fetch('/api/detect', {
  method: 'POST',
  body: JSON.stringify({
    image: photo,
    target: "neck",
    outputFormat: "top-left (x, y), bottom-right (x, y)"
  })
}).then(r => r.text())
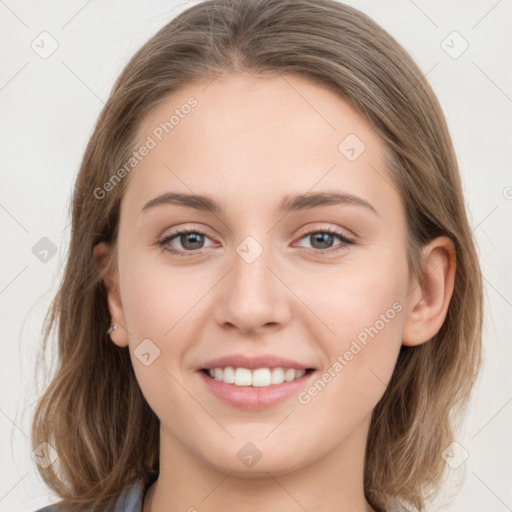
top-left (144, 415), bottom-right (375, 512)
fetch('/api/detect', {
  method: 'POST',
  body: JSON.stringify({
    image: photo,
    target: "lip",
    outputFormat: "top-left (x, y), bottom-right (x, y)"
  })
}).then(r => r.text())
top-left (198, 369), bottom-right (317, 410)
top-left (199, 353), bottom-right (314, 371)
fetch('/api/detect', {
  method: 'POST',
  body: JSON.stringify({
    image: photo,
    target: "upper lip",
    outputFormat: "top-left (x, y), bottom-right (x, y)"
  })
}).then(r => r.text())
top-left (199, 354), bottom-right (315, 371)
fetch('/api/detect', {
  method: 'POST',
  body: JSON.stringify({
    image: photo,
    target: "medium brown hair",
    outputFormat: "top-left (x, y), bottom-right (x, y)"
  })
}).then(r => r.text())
top-left (31, 1), bottom-right (483, 510)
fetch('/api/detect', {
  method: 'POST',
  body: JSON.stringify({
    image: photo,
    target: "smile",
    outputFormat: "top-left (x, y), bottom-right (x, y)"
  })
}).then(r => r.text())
top-left (202, 367), bottom-right (314, 386)
top-left (198, 367), bottom-right (317, 410)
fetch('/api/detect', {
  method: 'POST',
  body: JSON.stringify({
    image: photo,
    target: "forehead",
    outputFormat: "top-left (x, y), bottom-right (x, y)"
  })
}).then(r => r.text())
top-left (123, 71), bottom-right (402, 222)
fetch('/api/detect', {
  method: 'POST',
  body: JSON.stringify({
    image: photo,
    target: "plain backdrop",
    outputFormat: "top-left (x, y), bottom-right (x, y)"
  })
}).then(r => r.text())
top-left (1, 1), bottom-right (511, 511)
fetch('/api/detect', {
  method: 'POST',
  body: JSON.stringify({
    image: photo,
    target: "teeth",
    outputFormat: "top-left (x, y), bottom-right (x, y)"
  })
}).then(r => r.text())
top-left (206, 367), bottom-right (307, 387)
top-left (271, 367), bottom-right (284, 384)
top-left (222, 366), bottom-right (235, 384)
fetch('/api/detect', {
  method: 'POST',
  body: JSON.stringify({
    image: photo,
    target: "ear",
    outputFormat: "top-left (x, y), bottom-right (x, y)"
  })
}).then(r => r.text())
top-left (402, 236), bottom-right (456, 347)
top-left (93, 242), bottom-right (129, 348)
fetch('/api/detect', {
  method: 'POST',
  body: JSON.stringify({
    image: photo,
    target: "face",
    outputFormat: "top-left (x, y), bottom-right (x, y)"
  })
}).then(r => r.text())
top-left (107, 72), bottom-right (414, 476)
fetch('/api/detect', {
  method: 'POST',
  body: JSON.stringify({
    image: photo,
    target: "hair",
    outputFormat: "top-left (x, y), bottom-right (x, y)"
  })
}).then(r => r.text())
top-left (31, 0), bottom-right (483, 510)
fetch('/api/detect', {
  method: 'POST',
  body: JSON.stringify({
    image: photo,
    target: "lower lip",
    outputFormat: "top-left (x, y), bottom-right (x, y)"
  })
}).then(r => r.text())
top-left (198, 370), bottom-right (316, 410)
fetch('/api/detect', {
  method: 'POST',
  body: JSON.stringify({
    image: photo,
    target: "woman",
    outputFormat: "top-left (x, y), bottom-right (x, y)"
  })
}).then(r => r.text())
top-left (32, 0), bottom-right (482, 511)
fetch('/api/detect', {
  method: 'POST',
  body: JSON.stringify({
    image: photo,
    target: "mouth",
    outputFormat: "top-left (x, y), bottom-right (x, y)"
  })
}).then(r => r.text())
top-left (197, 354), bottom-right (318, 409)
top-left (198, 366), bottom-right (317, 410)
top-left (200, 367), bottom-right (316, 387)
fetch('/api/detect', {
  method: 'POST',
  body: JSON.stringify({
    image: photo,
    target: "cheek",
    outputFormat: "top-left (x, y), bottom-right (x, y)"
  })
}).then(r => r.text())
top-left (119, 248), bottom-right (202, 340)
top-left (295, 249), bottom-right (409, 406)
top-left (119, 263), bottom-right (199, 424)
top-left (300, 250), bottom-right (408, 347)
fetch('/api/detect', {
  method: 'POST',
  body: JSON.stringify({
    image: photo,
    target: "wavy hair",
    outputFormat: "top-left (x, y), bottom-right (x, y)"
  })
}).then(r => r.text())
top-left (31, 1), bottom-right (483, 510)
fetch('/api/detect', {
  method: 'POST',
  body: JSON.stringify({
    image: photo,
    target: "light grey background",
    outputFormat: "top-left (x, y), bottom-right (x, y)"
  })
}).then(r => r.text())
top-left (1, 1), bottom-right (511, 510)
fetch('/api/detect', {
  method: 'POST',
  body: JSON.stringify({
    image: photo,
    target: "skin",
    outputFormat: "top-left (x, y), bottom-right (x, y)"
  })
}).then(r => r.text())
top-left (95, 71), bottom-right (455, 512)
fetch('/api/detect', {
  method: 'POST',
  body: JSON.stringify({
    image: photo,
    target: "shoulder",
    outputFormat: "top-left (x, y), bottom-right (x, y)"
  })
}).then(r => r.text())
top-left (32, 479), bottom-right (146, 512)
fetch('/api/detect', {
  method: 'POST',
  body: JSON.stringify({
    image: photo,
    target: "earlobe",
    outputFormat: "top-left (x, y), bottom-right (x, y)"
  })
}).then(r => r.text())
top-left (93, 242), bottom-right (129, 348)
top-left (402, 236), bottom-right (456, 347)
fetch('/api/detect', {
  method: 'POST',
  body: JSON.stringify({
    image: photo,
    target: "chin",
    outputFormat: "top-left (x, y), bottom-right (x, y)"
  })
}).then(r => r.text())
top-left (199, 442), bottom-right (311, 478)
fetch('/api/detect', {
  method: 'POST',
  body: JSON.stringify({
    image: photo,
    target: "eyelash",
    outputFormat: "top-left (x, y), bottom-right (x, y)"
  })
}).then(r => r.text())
top-left (157, 227), bottom-right (355, 257)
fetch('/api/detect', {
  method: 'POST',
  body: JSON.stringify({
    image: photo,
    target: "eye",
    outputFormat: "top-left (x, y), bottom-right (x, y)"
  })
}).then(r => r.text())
top-left (158, 226), bottom-right (355, 257)
top-left (296, 227), bottom-right (354, 254)
top-left (158, 228), bottom-right (215, 257)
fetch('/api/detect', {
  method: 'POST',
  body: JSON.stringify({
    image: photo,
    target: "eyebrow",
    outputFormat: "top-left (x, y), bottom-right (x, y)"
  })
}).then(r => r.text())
top-left (141, 191), bottom-right (378, 216)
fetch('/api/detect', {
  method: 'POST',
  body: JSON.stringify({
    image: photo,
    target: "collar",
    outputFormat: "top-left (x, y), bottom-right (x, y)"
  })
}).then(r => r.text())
top-left (112, 479), bottom-right (146, 512)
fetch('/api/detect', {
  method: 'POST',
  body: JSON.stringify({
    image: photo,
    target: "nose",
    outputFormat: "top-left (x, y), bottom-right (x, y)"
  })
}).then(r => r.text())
top-left (213, 239), bottom-right (291, 335)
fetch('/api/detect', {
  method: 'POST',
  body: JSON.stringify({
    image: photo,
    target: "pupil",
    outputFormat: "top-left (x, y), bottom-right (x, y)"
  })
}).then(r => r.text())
top-left (182, 233), bottom-right (203, 250)
top-left (312, 232), bottom-right (333, 249)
